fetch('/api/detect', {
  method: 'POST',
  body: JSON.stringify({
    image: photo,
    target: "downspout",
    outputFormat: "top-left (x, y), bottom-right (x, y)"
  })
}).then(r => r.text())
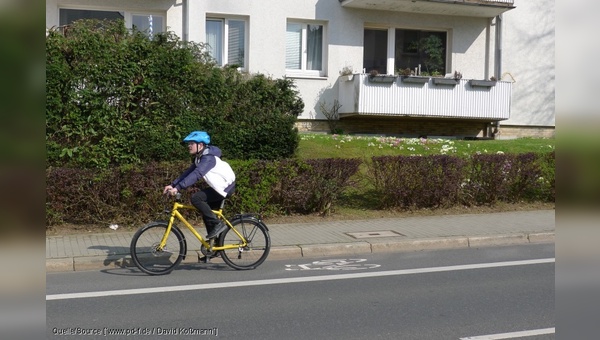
top-left (183, 0), bottom-right (189, 42)
top-left (484, 18), bottom-right (491, 80)
top-left (491, 14), bottom-right (503, 138)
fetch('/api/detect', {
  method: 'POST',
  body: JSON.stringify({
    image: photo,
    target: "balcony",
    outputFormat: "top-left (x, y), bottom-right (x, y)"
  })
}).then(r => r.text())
top-left (337, 74), bottom-right (511, 121)
top-left (339, 0), bottom-right (515, 18)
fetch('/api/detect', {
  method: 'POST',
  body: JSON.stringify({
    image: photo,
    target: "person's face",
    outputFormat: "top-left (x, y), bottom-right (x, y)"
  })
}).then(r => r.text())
top-left (187, 142), bottom-right (204, 155)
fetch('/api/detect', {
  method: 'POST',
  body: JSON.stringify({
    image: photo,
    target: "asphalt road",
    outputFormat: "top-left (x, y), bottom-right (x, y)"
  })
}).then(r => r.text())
top-left (47, 243), bottom-right (555, 339)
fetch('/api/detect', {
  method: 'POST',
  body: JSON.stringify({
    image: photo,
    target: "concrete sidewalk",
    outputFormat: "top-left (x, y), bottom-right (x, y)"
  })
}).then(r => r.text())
top-left (46, 210), bottom-right (555, 273)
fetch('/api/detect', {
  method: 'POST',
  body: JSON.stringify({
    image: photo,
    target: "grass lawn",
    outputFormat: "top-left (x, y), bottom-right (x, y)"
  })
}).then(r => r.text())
top-left (288, 134), bottom-right (555, 222)
top-left (297, 134), bottom-right (555, 160)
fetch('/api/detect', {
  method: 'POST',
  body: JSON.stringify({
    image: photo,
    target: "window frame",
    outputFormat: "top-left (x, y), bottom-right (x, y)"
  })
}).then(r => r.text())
top-left (285, 20), bottom-right (327, 78)
top-left (58, 7), bottom-right (165, 35)
top-left (205, 16), bottom-right (249, 70)
top-left (363, 26), bottom-right (448, 76)
top-left (130, 12), bottom-right (165, 37)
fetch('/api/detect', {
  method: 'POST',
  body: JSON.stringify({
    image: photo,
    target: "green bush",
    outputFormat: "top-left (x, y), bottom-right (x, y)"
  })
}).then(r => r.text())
top-left (46, 19), bottom-right (302, 168)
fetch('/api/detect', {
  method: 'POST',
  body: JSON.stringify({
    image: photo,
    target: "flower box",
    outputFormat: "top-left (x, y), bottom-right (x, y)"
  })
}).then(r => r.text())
top-left (469, 79), bottom-right (497, 88)
top-left (432, 78), bottom-right (459, 86)
top-left (401, 76), bottom-right (430, 84)
top-left (368, 75), bottom-right (398, 83)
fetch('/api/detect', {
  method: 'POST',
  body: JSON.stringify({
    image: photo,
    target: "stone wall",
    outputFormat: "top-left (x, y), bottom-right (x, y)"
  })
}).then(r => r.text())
top-left (496, 125), bottom-right (556, 139)
top-left (297, 117), bottom-right (488, 138)
top-left (296, 118), bottom-right (555, 139)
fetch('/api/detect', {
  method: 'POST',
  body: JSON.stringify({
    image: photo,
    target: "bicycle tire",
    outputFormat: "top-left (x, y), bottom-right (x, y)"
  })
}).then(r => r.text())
top-left (130, 222), bottom-right (186, 275)
top-left (219, 217), bottom-right (270, 270)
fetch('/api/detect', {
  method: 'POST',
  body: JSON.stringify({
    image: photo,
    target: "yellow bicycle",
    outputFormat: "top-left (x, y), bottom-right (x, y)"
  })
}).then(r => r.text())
top-left (130, 193), bottom-right (270, 275)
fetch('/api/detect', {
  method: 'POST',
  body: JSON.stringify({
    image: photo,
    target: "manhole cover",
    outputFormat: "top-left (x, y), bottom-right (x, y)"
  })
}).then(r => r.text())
top-left (346, 230), bottom-right (405, 239)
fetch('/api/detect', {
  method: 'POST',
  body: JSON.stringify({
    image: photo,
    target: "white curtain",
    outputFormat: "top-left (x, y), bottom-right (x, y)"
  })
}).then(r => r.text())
top-left (132, 15), bottom-right (164, 36)
top-left (307, 25), bottom-right (322, 71)
top-left (206, 20), bottom-right (223, 65)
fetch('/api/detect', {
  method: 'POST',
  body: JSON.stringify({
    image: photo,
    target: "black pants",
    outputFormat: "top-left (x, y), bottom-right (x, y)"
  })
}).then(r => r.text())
top-left (190, 187), bottom-right (228, 233)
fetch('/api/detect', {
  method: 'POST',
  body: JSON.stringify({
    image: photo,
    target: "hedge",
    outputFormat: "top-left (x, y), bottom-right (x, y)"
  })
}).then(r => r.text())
top-left (46, 152), bottom-right (554, 228)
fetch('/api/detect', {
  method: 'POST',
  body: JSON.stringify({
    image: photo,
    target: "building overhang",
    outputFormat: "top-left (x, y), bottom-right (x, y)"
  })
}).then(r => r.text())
top-left (339, 0), bottom-right (515, 18)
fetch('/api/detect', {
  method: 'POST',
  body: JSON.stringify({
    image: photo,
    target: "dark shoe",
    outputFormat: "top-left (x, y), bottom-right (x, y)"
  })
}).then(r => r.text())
top-left (200, 252), bottom-right (220, 263)
top-left (206, 222), bottom-right (227, 239)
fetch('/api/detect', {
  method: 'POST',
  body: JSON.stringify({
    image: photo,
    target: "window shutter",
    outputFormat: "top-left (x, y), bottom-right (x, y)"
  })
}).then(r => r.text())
top-left (286, 23), bottom-right (301, 69)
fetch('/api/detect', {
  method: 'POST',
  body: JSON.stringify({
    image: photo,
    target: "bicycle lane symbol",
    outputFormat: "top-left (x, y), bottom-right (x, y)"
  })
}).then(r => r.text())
top-left (285, 259), bottom-right (380, 271)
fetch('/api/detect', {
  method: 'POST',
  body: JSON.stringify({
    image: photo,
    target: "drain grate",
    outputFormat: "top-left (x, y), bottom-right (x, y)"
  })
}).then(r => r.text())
top-left (346, 230), bottom-right (405, 239)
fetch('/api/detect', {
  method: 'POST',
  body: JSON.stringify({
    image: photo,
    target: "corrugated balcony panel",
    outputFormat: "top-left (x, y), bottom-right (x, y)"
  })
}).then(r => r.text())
top-left (338, 75), bottom-right (511, 120)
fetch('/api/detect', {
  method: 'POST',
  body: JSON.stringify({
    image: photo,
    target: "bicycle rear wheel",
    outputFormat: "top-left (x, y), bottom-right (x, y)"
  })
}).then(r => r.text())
top-left (130, 222), bottom-right (185, 275)
top-left (219, 218), bottom-right (270, 270)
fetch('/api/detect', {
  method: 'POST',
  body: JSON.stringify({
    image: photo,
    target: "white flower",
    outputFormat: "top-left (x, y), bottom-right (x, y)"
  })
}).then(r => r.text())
top-left (109, 224), bottom-right (119, 230)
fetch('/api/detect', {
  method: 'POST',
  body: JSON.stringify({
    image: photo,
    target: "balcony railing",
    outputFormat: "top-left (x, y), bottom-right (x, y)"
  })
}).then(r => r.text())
top-left (337, 74), bottom-right (511, 121)
top-left (339, 0), bottom-right (515, 18)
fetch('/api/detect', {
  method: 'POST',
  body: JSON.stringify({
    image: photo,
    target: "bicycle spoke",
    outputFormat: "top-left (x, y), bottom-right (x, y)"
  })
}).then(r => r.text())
top-left (130, 222), bottom-right (185, 275)
top-left (219, 218), bottom-right (270, 270)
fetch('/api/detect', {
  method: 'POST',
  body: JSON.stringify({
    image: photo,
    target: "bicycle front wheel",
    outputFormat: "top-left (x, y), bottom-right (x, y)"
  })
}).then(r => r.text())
top-left (130, 222), bottom-right (185, 275)
top-left (219, 218), bottom-right (270, 270)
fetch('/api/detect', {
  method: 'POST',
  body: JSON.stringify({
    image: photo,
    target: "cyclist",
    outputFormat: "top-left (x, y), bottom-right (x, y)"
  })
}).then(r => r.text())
top-left (163, 131), bottom-right (236, 240)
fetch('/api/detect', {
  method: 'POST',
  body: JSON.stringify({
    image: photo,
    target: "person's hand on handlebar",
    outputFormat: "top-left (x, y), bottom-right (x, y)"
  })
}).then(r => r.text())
top-left (163, 185), bottom-right (178, 196)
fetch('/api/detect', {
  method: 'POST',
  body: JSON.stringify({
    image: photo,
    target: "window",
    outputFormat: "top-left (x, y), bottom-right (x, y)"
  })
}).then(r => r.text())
top-left (206, 18), bottom-right (247, 69)
top-left (395, 29), bottom-right (446, 76)
top-left (59, 9), bottom-right (124, 26)
top-left (59, 9), bottom-right (165, 36)
top-left (132, 15), bottom-right (164, 37)
top-left (363, 29), bottom-right (388, 75)
top-left (286, 22), bottom-right (325, 77)
top-left (363, 28), bottom-right (447, 76)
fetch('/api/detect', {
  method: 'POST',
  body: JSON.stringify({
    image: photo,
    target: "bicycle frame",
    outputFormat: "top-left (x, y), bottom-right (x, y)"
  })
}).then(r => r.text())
top-left (159, 201), bottom-right (248, 252)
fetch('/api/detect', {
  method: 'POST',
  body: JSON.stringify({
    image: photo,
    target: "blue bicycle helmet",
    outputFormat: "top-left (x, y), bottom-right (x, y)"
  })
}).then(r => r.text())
top-left (183, 131), bottom-right (210, 144)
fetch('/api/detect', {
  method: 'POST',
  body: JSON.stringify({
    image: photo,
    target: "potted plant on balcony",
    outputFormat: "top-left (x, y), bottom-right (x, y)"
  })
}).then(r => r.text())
top-left (368, 69), bottom-right (398, 83)
top-left (432, 70), bottom-right (462, 86)
top-left (339, 66), bottom-right (354, 81)
top-left (398, 67), bottom-right (429, 84)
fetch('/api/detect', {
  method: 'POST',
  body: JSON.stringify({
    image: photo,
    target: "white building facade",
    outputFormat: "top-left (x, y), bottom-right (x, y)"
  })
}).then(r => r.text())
top-left (46, 0), bottom-right (554, 139)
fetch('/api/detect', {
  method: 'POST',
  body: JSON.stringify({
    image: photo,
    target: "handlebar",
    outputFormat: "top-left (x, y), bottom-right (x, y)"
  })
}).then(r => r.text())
top-left (163, 191), bottom-right (183, 202)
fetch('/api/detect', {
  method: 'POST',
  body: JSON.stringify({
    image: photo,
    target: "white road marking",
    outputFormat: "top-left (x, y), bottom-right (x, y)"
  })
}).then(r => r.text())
top-left (285, 258), bottom-right (381, 270)
top-left (47, 258), bottom-right (554, 301)
top-left (460, 327), bottom-right (555, 339)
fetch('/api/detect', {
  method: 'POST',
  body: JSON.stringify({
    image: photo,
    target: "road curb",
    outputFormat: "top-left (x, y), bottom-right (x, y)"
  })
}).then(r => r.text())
top-left (46, 258), bottom-right (73, 272)
top-left (299, 242), bottom-right (372, 258)
top-left (370, 236), bottom-right (469, 253)
top-left (528, 232), bottom-right (554, 243)
top-left (46, 232), bottom-right (554, 273)
top-left (468, 233), bottom-right (529, 247)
